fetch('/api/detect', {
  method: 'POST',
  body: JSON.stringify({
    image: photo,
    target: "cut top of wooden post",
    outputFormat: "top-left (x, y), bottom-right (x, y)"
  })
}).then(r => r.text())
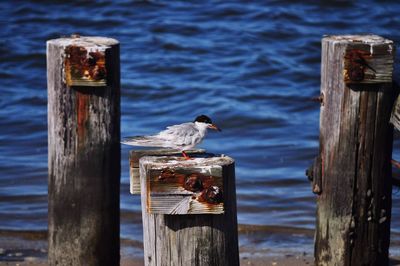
top-left (323, 35), bottom-right (394, 85)
top-left (324, 34), bottom-right (393, 45)
top-left (129, 149), bottom-right (206, 168)
top-left (47, 36), bottom-right (119, 87)
top-left (140, 155), bottom-right (234, 215)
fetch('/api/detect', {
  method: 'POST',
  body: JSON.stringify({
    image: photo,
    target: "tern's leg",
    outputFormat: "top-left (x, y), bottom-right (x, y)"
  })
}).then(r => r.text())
top-left (182, 151), bottom-right (191, 160)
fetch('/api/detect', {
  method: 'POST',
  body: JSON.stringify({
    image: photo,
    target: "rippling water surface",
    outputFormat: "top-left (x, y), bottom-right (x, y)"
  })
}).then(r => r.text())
top-left (1, 0), bottom-right (400, 257)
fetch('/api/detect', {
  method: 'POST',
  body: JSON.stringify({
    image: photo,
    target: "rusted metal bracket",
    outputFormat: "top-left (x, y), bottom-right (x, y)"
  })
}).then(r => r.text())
top-left (64, 44), bottom-right (107, 87)
top-left (147, 166), bottom-right (224, 214)
top-left (306, 155), bottom-right (322, 195)
top-left (344, 49), bottom-right (375, 82)
top-left (343, 43), bottom-right (394, 85)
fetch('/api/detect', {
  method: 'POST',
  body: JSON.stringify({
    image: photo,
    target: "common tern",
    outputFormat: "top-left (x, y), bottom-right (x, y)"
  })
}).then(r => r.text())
top-left (121, 115), bottom-right (221, 159)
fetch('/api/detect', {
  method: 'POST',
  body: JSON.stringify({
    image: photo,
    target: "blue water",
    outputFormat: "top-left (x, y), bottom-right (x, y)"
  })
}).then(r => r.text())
top-left (1, 0), bottom-right (400, 257)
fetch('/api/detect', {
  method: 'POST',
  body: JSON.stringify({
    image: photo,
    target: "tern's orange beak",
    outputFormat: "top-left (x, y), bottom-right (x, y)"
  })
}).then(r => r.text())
top-left (208, 124), bottom-right (221, 132)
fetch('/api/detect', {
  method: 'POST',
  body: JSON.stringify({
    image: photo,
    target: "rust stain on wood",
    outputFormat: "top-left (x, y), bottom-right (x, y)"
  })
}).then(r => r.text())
top-left (344, 49), bottom-right (375, 82)
top-left (65, 45), bottom-right (107, 87)
top-left (184, 173), bottom-right (204, 192)
top-left (76, 92), bottom-right (89, 146)
top-left (198, 186), bottom-right (223, 204)
top-left (151, 168), bottom-right (222, 199)
top-left (158, 168), bottom-right (177, 181)
top-left (147, 167), bottom-right (224, 214)
top-left (343, 44), bottom-right (394, 85)
top-left (129, 149), bottom-right (207, 195)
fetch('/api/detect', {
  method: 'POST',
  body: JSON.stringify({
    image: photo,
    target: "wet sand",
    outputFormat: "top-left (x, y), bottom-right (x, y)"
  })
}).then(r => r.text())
top-left (0, 258), bottom-right (314, 266)
top-left (0, 228), bottom-right (314, 266)
top-left (0, 240), bottom-right (313, 266)
top-left (1, 229), bottom-right (399, 266)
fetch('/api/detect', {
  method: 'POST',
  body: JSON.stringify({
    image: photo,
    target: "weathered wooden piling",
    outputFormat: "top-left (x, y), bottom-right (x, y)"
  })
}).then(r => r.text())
top-left (139, 155), bottom-right (239, 266)
top-left (309, 35), bottom-right (395, 265)
top-left (47, 36), bottom-right (120, 265)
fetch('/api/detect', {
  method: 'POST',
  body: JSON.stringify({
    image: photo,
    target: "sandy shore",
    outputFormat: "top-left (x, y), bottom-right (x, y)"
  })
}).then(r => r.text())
top-left (0, 229), bottom-right (314, 266)
top-left (0, 252), bottom-right (314, 266)
top-left (2, 257), bottom-right (400, 266)
top-left (0, 225), bottom-right (315, 265)
top-left (1, 245), bottom-right (400, 266)
top-left (1, 229), bottom-right (399, 266)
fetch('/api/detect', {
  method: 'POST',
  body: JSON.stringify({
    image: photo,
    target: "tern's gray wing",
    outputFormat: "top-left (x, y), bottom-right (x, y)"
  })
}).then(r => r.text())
top-left (158, 122), bottom-right (201, 146)
top-left (121, 135), bottom-right (167, 147)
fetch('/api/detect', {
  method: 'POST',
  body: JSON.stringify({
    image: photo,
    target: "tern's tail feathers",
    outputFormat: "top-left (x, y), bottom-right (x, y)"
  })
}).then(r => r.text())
top-left (121, 136), bottom-right (166, 147)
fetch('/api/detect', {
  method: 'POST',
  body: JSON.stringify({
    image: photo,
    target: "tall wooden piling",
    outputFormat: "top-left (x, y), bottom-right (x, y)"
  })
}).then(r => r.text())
top-left (47, 36), bottom-right (120, 265)
top-left (313, 35), bottom-right (395, 265)
top-left (139, 155), bottom-right (239, 266)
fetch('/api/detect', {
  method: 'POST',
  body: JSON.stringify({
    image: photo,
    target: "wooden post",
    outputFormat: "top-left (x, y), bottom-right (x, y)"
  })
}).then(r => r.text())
top-left (139, 155), bottom-right (239, 266)
top-left (313, 35), bottom-right (395, 265)
top-left (47, 36), bottom-right (120, 265)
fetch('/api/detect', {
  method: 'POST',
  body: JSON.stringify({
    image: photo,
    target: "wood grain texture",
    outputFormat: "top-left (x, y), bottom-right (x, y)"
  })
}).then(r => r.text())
top-left (140, 155), bottom-right (239, 266)
top-left (390, 83), bottom-right (400, 131)
top-left (147, 166), bottom-right (224, 214)
top-left (47, 36), bottom-right (120, 266)
top-left (129, 149), bottom-right (206, 194)
top-left (340, 35), bottom-right (394, 84)
top-left (315, 35), bottom-right (394, 265)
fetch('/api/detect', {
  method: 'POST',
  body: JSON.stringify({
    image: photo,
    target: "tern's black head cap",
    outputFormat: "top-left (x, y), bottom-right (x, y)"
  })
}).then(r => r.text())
top-left (194, 115), bottom-right (212, 124)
